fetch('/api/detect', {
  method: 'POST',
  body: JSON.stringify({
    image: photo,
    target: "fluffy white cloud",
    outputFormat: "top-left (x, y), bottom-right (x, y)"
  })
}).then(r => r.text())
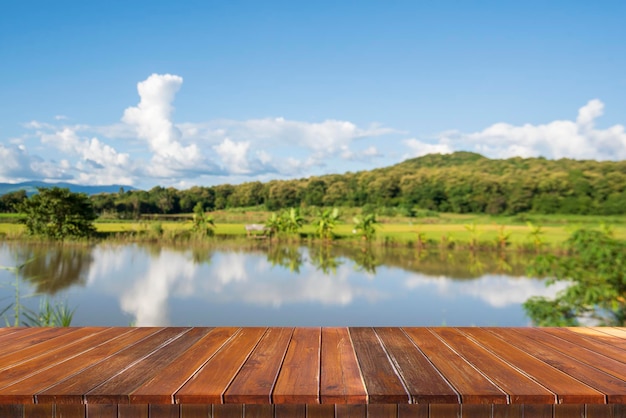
top-left (213, 138), bottom-right (253, 174)
top-left (40, 127), bottom-right (133, 184)
top-left (122, 73), bottom-right (205, 175)
top-left (438, 100), bottom-right (626, 160)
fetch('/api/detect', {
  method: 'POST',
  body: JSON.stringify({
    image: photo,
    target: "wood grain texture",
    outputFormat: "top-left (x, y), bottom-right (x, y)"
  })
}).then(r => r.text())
top-left (225, 327), bottom-right (293, 404)
top-left (85, 327), bottom-right (209, 404)
top-left (511, 328), bottom-right (626, 382)
top-left (36, 328), bottom-right (187, 404)
top-left (0, 327), bottom-right (109, 373)
top-left (131, 327), bottom-right (237, 404)
top-left (0, 328), bottom-right (120, 393)
top-left (272, 327), bottom-right (321, 404)
top-left (320, 327), bottom-right (367, 404)
top-left (455, 327), bottom-right (604, 404)
top-left (404, 328), bottom-right (508, 404)
top-left (175, 327), bottom-right (266, 404)
top-left (348, 327), bottom-right (409, 404)
top-left (0, 328), bottom-right (156, 404)
top-left (547, 328), bottom-right (626, 362)
top-left (376, 327), bottom-right (459, 404)
top-left (433, 328), bottom-right (556, 404)
top-left (486, 327), bottom-right (626, 403)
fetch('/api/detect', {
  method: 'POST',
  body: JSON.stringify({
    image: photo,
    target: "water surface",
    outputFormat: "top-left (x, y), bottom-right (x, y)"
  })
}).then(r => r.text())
top-left (0, 242), bottom-right (564, 326)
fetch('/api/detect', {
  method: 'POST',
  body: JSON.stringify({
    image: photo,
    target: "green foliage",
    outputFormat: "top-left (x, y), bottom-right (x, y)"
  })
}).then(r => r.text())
top-left (16, 187), bottom-right (97, 240)
top-left (191, 202), bottom-right (215, 237)
top-left (23, 298), bottom-right (75, 327)
top-left (524, 229), bottom-right (626, 326)
top-left (264, 208), bottom-right (303, 238)
top-left (314, 208), bottom-right (340, 240)
top-left (353, 213), bottom-right (379, 241)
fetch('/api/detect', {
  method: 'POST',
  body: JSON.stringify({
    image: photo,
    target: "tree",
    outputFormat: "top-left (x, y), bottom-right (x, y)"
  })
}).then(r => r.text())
top-left (15, 187), bottom-right (97, 240)
top-left (524, 229), bottom-right (626, 326)
top-left (353, 213), bottom-right (379, 241)
top-left (314, 207), bottom-right (340, 240)
top-left (191, 202), bottom-right (215, 237)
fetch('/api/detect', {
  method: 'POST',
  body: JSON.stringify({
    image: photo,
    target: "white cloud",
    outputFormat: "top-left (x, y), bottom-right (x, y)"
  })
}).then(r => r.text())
top-left (403, 138), bottom-right (453, 158)
top-left (405, 274), bottom-right (569, 308)
top-left (40, 127), bottom-right (133, 184)
top-left (122, 73), bottom-right (205, 174)
top-left (213, 138), bottom-right (252, 174)
top-left (437, 100), bottom-right (626, 160)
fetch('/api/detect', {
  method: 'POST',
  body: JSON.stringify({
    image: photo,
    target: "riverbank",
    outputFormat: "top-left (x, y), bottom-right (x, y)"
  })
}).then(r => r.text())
top-left (2, 212), bottom-right (625, 251)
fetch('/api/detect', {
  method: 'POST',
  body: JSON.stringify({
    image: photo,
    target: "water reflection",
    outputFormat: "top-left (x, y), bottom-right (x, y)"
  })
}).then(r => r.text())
top-left (0, 242), bottom-right (558, 326)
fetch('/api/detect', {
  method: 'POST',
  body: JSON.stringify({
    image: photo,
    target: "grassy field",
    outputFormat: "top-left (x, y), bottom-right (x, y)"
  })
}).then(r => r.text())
top-left (2, 211), bottom-right (624, 249)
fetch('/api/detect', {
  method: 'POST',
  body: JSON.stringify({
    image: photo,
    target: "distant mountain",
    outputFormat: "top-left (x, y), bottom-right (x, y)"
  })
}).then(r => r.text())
top-left (0, 181), bottom-right (138, 196)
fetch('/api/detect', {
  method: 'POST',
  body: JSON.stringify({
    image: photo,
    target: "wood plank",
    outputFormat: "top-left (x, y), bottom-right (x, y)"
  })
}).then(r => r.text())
top-left (523, 404), bottom-right (553, 418)
top-left (86, 404), bottom-right (116, 418)
top-left (486, 327), bottom-right (626, 403)
top-left (0, 327), bottom-right (63, 356)
top-left (175, 327), bottom-right (266, 404)
top-left (118, 404), bottom-right (148, 418)
top-left (23, 404), bottom-right (54, 418)
top-left (550, 328), bottom-right (626, 360)
top-left (376, 327), bottom-right (459, 404)
top-left (397, 404), bottom-right (429, 418)
top-left (213, 404), bottom-right (243, 418)
top-left (224, 327), bottom-right (293, 404)
top-left (432, 328), bottom-right (555, 404)
top-left (85, 327), bottom-right (210, 404)
top-left (554, 404), bottom-right (585, 418)
top-left (307, 404), bottom-right (335, 418)
top-left (462, 404), bottom-right (494, 417)
top-left (320, 327), bottom-right (367, 404)
top-left (0, 328), bottom-right (120, 393)
top-left (272, 327), bottom-right (321, 404)
top-left (403, 328), bottom-right (508, 404)
top-left (0, 327), bottom-right (108, 371)
top-left (36, 328), bottom-right (186, 404)
top-left (0, 404), bottom-right (23, 418)
top-left (366, 404), bottom-right (397, 418)
top-left (348, 327), bottom-right (409, 404)
top-left (429, 404), bottom-right (461, 418)
top-left (460, 328), bottom-right (605, 404)
top-left (0, 328), bottom-right (157, 403)
top-left (493, 404), bottom-right (522, 418)
top-left (274, 404), bottom-right (305, 418)
top-left (56, 404), bottom-right (86, 418)
top-left (586, 404), bottom-right (620, 418)
top-left (131, 327), bottom-right (238, 404)
top-left (244, 404), bottom-right (274, 418)
top-left (335, 404), bottom-right (366, 418)
top-left (511, 328), bottom-right (626, 382)
top-left (180, 404), bottom-right (211, 418)
top-left (591, 327), bottom-right (626, 341)
top-left (149, 404), bottom-right (181, 418)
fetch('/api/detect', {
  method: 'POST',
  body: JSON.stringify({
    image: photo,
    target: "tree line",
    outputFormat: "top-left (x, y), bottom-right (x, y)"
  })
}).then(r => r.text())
top-left (3, 152), bottom-right (626, 217)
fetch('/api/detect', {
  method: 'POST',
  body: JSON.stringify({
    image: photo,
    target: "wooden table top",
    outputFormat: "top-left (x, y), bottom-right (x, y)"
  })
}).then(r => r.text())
top-left (0, 327), bottom-right (624, 417)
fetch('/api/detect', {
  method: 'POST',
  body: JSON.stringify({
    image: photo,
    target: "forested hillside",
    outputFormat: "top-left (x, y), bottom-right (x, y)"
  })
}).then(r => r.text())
top-left (3, 152), bottom-right (626, 216)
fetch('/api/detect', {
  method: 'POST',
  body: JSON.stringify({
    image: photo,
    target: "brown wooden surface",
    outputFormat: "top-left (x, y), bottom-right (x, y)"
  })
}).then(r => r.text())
top-left (320, 327), bottom-right (367, 404)
top-left (175, 327), bottom-right (266, 404)
top-left (350, 327), bottom-right (410, 404)
top-left (272, 327), bottom-right (321, 404)
top-left (0, 326), bottom-right (623, 412)
top-left (225, 327), bottom-right (293, 404)
top-left (131, 327), bottom-right (236, 404)
top-left (404, 328), bottom-right (508, 404)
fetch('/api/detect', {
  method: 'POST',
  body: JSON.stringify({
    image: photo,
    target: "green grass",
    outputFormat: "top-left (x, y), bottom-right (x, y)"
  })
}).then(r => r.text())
top-left (3, 211), bottom-right (625, 249)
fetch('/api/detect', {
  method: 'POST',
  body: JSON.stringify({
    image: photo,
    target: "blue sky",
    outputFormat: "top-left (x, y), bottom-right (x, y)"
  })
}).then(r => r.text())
top-left (1, 0), bottom-right (625, 189)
